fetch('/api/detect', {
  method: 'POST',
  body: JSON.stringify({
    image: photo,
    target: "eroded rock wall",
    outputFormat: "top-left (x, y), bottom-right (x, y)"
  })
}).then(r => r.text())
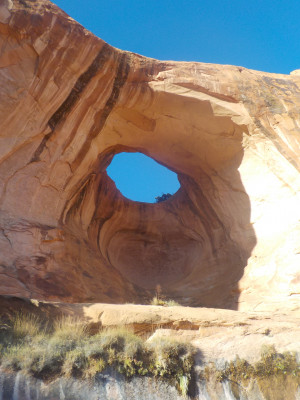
top-left (0, 0), bottom-right (300, 310)
top-left (1, 370), bottom-right (299, 400)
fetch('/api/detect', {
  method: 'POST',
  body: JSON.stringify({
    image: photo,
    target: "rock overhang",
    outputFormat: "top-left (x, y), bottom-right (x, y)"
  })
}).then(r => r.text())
top-left (0, 0), bottom-right (299, 311)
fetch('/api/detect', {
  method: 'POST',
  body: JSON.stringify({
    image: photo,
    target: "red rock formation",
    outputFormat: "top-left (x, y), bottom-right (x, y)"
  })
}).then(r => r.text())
top-left (0, 0), bottom-right (299, 310)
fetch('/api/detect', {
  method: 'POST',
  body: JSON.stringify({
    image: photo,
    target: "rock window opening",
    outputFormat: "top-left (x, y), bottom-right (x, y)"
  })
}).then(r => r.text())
top-left (106, 152), bottom-right (180, 203)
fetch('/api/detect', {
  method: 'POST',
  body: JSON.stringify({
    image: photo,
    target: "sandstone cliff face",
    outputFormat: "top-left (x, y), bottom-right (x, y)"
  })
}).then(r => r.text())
top-left (0, 0), bottom-right (299, 310)
top-left (2, 370), bottom-right (299, 400)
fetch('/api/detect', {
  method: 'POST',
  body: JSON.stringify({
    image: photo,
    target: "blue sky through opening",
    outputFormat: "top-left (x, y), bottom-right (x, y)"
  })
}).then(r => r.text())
top-left (107, 153), bottom-right (180, 203)
top-left (52, 0), bottom-right (299, 202)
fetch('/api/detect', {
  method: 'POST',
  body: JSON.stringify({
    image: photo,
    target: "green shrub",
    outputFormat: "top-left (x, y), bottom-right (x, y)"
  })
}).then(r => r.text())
top-left (62, 348), bottom-right (88, 378)
top-left (155, 193), bottom-right (172, 203)
top-left (147, 337), bottom-right (195, 395)
top-left (84, 357), bottom-right (106, 379)
top-left (0, 313), bottom-right (195, 396)
top-left (1, 344), bottom-right (30, 371)
top-left (209, 345), bottom-right (300, 384)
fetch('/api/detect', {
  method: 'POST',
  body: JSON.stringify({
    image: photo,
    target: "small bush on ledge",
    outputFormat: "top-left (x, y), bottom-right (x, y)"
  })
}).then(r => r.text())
top-left (0, 313), bottom-right (195, 397)
top-left (150, 284), bottom-right (181, 307)
top-left (151, 296), bottom-right (181, 307)
top-left (155, 193), bottom-right (172, 203)
top-left (201, 344), bottom-right (300, 397)
top-left (212, 345), bottom-right (300, 382)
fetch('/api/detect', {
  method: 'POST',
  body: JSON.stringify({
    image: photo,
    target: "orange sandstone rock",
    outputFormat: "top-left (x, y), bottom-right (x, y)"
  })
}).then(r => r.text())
top-left (0, 0), bottom-right (299, 310)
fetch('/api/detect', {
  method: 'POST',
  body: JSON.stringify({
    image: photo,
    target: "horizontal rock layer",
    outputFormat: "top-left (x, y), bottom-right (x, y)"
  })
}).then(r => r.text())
top-left (1, 297), bottom-right (300, 400)
top-left (1, 370), bottom-right (299, 400)
top-left (0, 0), bottom-right (300, 310)
top-left (1, 296), bottom-right (299, 365)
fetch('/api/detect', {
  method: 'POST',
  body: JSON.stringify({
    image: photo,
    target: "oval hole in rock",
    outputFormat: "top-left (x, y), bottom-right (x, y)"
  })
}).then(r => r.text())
top-left (107, 152), bottom-right (180, 203)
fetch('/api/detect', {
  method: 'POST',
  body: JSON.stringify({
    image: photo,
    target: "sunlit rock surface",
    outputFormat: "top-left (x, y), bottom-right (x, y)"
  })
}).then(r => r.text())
top-left (0, 0), bottom-right (300, 310)
top-left (1, 297), bottom-right (300, 399)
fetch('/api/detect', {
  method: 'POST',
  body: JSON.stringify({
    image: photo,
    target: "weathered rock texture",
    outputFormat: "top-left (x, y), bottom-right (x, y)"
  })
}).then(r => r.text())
top-left (0, 0), bottom-right (300, 310)
top-left (1, 370), bottom-right (300, 400)
top-left (1, 297), bottom-right (300, 400)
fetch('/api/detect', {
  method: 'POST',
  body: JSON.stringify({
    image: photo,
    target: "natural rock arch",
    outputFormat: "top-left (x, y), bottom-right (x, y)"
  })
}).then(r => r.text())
top-left (0, 0), bottom-right (299, 311)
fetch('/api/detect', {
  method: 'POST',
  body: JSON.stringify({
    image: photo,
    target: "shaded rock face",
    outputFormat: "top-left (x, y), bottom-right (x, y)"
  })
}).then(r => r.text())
top-left (0, 371), bottom-right (185, 400)
top-left (1, 370), bottom-right (300, 400)
top-left (0, 0), bottom-right (299, 309)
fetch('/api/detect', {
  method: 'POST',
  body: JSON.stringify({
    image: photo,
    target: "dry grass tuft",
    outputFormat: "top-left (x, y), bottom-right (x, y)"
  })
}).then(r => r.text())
top-left (150, 297), bottom-right (181, 307)
top-left (0, 313), bottom-right (195, 396)
top-left (53, 315), bottom-right (87, 341)
top-left (11, 312), bottom-right (43, 339)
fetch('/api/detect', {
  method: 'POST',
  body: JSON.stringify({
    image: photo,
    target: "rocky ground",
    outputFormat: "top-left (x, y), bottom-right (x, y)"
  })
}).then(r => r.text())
top-left (1, 295), bottom-right (299, 367)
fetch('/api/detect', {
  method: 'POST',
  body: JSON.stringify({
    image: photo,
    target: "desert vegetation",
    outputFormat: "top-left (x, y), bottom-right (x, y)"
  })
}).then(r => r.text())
top-left (1, 313), bottom-right (299, 398)
top-left (150, 284), bottom-right (181, 307)
top-left (155, 193), bottom-right (172, 203)
top-left (0, 313), bottom-right (195, 396)
top-left (150, 296), bottom-right (181, 307)
top-left (212, 345), bottom-right (300, 382)
top-left (202, 344), bottom-right (300, 398)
